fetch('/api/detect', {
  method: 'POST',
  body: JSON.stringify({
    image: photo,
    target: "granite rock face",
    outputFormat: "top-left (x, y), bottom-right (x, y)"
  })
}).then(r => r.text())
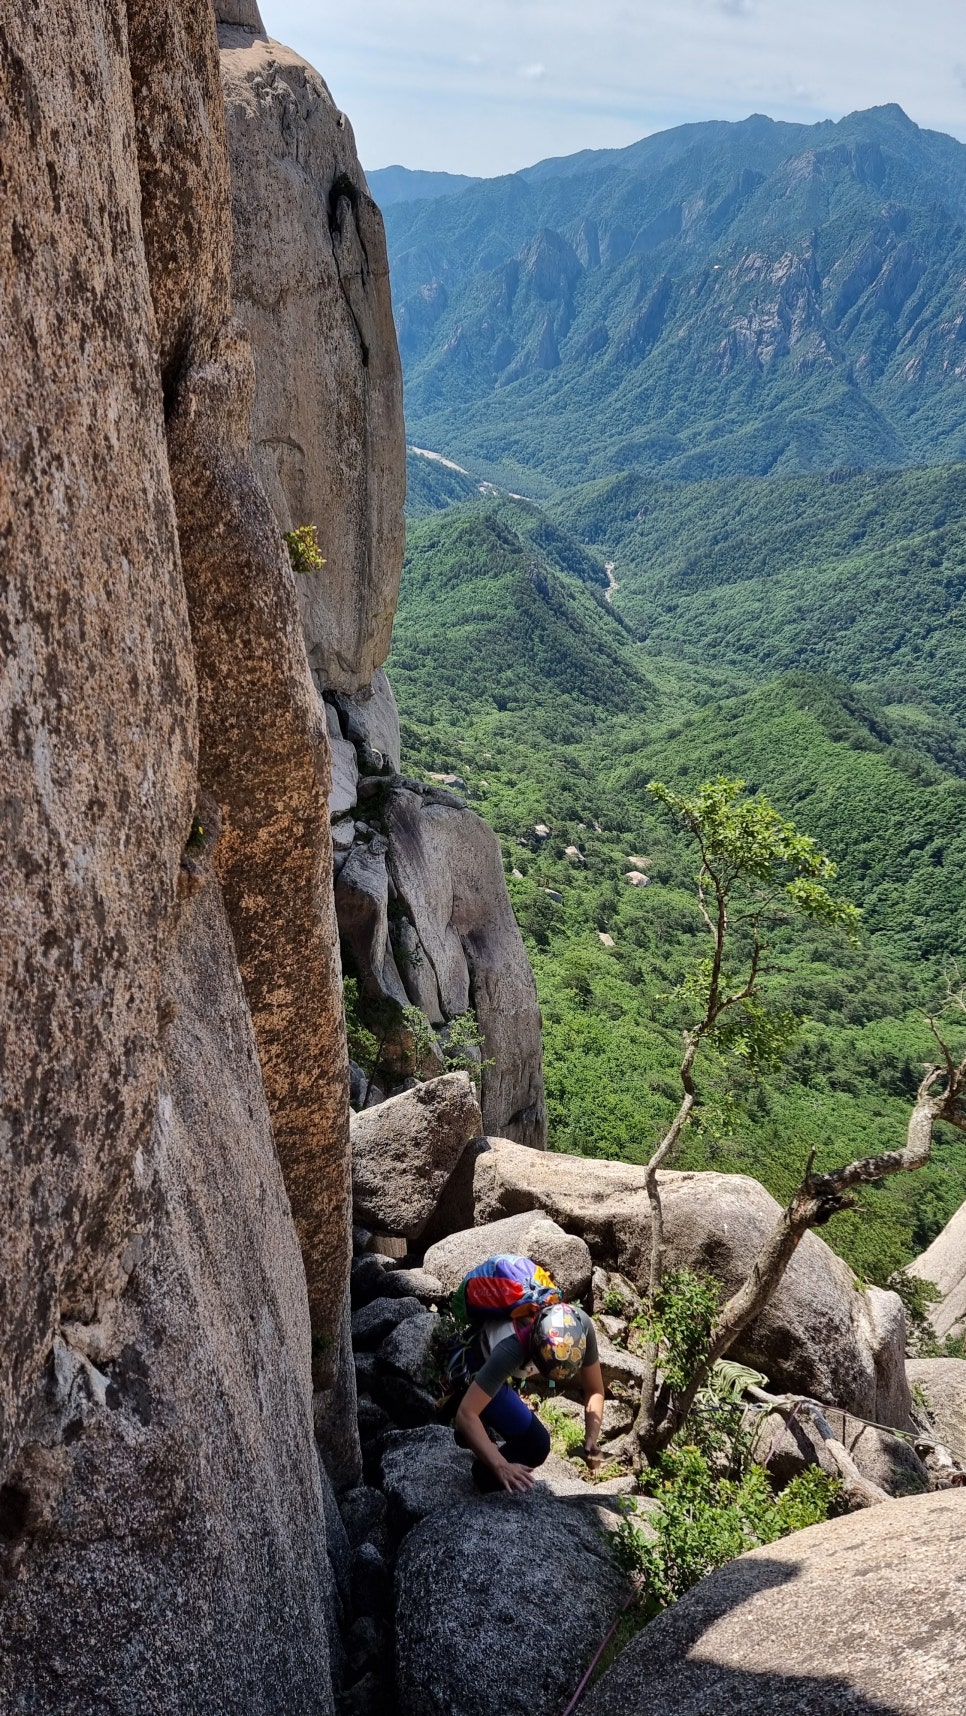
top-left (219, 29), bottom-right (406, 694)
top-left (906, 1358), bottom-right (966, 1463)
top-left (583, 1491), bottom-right (966, 1716)
top-left (351, 1073), bottom-right (484, 1241)
top-left (908, 1196), bottom-right (966, 1342)
top-left (0, 0), bottom-right (197, 1481)
top-left (471, 1140), bottom-right (911, 1425)
top-left (395, 1492), bottom-right (630, 1716)
top-left (386, 784), bottom-right (546, 1146)
top-left (424, 1213), bottom-right (593, 1301)
top-left (0, 879), bottom-right (340, 1711)
top-left (0, 0), bottom-right (379, 1703)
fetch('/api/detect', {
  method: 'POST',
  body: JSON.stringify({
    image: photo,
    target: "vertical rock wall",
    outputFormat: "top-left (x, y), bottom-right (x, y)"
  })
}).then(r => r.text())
top-left (0, 877), bottom-right (340, 1713)
top-left (0, 0), bottom-right (198, 1484)
top-left (0, 0), bottom-right (368, 1704)
top-left (216, 24), bottom-right (545, 1145)
top-left (219, 25), bottom-right (406, 694)
top-left (128, 0), bottom-right (352, 1388)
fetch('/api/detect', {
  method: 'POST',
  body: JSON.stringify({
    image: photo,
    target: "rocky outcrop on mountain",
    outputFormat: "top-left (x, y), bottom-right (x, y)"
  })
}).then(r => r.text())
top-left (219, 25), bottom-right (405, 695)
top-left (351, 1073), bottom-right (483, 1242)
top-left (216, 23), bottom-right (546, 1149)
top-left (0, 0), bottom-right (197, 1481)
top-left (583, 1490), bottom-right (966, 1716)
top-left (467, 1139), bottom-right (910, 1425)
top-left (0, 881), bottom-right (341, 1710)
top-left (1, 0), bottom-right (387, 1704)
top-left (906, 1359), bottom-right (966, 1465)
top-left (907, 1196), bottom-right (966, 1342)
top-left (424, 1214), bottom-right (593, 1300)
top-left (332, 751), bottom-right (547, 1147)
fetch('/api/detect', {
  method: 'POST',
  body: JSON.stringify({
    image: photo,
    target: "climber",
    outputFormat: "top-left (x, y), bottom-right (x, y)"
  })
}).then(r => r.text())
top-left (443, 1254), bottom-right (606, 1494)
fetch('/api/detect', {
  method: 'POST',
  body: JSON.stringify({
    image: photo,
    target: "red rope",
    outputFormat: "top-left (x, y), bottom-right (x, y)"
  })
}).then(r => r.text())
top-left (559, 1577), bottom-right (644, 1716)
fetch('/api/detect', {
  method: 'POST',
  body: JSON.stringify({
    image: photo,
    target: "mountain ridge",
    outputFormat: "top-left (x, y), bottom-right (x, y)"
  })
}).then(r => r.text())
top-left (385, 105), bottom-right (966, 487)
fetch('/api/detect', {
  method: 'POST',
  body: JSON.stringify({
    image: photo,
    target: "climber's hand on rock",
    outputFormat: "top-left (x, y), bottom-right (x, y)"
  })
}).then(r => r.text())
top-left (497, 1459), bottom-right (535, 1493)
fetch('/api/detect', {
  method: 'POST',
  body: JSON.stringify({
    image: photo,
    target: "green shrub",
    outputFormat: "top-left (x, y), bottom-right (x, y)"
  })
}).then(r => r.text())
top-left (615, 1446), bottom-right (840, 1612)
top-left (284, 524), bottom-right (326, 573)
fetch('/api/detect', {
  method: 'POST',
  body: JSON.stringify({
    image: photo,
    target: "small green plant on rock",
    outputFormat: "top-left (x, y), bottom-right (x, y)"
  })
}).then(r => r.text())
top-left (540, 1399), bottom-right (585, 1458)
top-left (440, 1008), bottom-right (492, 1088)
top-left (283, 524), bottom-right (326, 573)
top-left (614, 1446), bottom-right (840, 1614)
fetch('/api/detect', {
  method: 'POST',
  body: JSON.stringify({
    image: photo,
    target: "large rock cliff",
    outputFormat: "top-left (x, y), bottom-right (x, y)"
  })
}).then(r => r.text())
top-left (218, 20), bottom-right (405, 695)
top-left (0, 0), bottom-right (376, 1704)
top-left (217, 15), bottom-right (546, 1147)
top-left (0, 2), bottom-right (544, 1705)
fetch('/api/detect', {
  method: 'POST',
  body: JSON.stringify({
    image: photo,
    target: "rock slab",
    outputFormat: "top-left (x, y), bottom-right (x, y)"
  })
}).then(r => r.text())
top-left (424, 1214), bottom-right (593, 1303)
top-left (583, 1490), bottom-right (966, 1716)
top-left (908, 1198), bottom-right (966, 1342)
top-left (907, 1357), bottom-right (966, 1463)
top-left (473, 1140), bottom-right (911, 1426)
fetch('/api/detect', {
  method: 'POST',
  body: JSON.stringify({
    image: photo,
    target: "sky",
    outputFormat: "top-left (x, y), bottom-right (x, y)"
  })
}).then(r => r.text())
top-left (259, 1), bottom-right (966, 178)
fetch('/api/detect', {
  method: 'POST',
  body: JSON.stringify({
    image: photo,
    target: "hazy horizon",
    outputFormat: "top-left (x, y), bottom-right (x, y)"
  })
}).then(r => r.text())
top-left (259, 0), bottom-right (966, 178)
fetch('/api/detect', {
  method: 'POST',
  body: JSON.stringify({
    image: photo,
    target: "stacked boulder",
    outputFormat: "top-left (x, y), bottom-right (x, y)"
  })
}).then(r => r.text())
top-left (332, 698), bottom-right (548, 1149)
top-left (339, 1078), bottom-right (966, 1713)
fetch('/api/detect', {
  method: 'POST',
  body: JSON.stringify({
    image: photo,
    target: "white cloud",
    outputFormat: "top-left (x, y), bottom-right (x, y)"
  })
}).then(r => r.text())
top-left (259, 0), bottom-right (966, 176)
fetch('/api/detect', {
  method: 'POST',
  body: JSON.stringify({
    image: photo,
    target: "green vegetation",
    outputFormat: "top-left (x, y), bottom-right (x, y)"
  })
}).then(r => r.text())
top-left (389, 496), bottom-right (966, 1281)
top-left (614, 1449), bottom-right (840, 1612)
top-left (550, 461), bottom-right (966, 755)
top-left (283, 524), bottom-right (325, 572)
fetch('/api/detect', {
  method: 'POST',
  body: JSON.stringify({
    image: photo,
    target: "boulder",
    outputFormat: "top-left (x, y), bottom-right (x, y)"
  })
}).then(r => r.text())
top-left (352, 667), bottom-right (402, 773)
top-left (908, 1198), bottom-right (966, 1342)
top-left (350, 1253), bottom-right (410, 1311)
top-left (907, 1358), bottom-right (966, 1463)
top-left (220, 31), bottom-right (405, 695)
top-left (380, 1426), bottom-right (478, 1532)
top-left (583, 1490), bottom-right (966, 1716)
top-left (423, 1215), bottom-right (593, 1302)
top-left (386, 785), bottom-right (546, 1147)
top-left (389, 1268), bottom-right (445, 1306)
top-left (339, 1485), bottom-right (387, 1551)
top-left (419, 1135), bottom-right (494, 1247)
top-left (351, 1296), bottom-right (424, 1352)
top-left (328, 736), bottom-right (360, 816)
top-left (472, 1140), bottom-right (910, 1426)
top-left (351, 1074), bottom-right (483, 1241)
top-left (534, 1452), bottom-right (639, 1501)
top-left (334, 839), bottom-right (408, 1009)
top-left (395, 1492), bottom-right (630, 1716)
top-left (377, 1311), bottom-right (440, 1392)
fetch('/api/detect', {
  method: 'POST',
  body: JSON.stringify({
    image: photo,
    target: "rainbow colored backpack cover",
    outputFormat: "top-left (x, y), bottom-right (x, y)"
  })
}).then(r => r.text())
top-left (444, 1254), bottom-right (561, 1393)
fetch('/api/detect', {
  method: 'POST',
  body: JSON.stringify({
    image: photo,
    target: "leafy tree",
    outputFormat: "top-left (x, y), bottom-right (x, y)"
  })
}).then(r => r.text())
top-left (631, 776), bottom-right (966, 1466)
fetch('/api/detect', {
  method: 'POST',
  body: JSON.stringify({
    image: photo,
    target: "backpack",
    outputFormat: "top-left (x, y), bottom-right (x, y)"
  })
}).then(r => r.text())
top-left (442, 1255), bottom-right (562, 1397)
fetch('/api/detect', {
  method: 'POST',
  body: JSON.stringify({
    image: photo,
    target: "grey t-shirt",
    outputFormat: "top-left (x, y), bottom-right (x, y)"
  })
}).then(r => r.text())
top-left (473, 1306), bottom-right (598, 1398)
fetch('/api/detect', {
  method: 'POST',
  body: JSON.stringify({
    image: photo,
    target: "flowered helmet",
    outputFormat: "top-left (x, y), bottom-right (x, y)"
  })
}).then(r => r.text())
top-left (530, 1303), bottom-right (587, 1382)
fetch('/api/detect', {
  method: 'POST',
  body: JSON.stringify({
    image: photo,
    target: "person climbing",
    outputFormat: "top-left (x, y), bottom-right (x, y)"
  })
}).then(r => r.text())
top-left (442, 1254), bottom-right (606, 1494)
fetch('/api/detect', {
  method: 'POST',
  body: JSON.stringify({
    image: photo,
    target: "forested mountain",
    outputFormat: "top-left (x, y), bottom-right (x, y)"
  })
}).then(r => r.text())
top-left (386, 107), bottom-right (966, 1284)
top-left (390, 501), bottom-right (966, 1280)
top-left (386, 106), bottom-right (966, 488)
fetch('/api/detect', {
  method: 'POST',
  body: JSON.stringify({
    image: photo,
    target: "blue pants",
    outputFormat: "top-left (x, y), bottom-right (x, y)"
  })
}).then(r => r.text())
top-left (473, 1385), bottom-right (551, 1489)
